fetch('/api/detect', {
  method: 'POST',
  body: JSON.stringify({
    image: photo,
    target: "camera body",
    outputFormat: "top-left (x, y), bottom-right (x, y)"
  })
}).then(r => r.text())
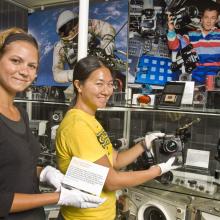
top-left (131, 133), bottom-right (184, 184)
top-left (140, 8), bottom-right (156, 36)
top-left (152, 134), bottom-right (184, 166)
top-left (170, 5), bottom-right (199, 29)
top-left (171, 44), bottom-right (199, 73)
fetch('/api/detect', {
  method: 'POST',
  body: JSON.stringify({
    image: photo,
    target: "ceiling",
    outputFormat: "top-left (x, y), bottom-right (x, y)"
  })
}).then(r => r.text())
top-left (6, 0), bottom-right (79, 10)
top-left (6, 0), bottom-right (112, 10)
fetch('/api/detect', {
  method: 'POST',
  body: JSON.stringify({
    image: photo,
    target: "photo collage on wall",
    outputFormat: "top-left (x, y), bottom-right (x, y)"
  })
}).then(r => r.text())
top-left (128, 0), bottom-right (220, 85)
top-left (28, 0), bottom-right (128, 102)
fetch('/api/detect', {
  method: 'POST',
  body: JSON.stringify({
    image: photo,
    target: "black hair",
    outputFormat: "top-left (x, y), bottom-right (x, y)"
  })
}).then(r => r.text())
top-left (72, 56), bottom-right (111, 95)
top-left (201, 4), bottom-right (220, 16)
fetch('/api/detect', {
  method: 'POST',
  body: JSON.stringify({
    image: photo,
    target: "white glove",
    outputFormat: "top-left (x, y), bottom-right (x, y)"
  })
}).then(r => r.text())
top-left (158, 157), bottom-right (180, 175)
top-left (144, 132), bottom-right (165, 150)
top-left (40, 166), bottom-right (64, 192)
top-left (100, 35), bottom-right (115, 55)
top-left (58, 186), bottom-right (106, 208)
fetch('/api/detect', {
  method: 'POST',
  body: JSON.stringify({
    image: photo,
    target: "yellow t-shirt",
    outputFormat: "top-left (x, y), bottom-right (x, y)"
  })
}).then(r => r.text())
top-left (56, 109), bottom-right (116, 220)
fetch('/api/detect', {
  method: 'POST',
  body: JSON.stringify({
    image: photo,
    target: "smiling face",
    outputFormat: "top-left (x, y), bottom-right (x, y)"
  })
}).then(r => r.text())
top-left (0, 40), bottom-right (38, 96)
top-left (74, 66), bottom-right (114, 115)
top-left (201, 10), bottom-right (219, 33)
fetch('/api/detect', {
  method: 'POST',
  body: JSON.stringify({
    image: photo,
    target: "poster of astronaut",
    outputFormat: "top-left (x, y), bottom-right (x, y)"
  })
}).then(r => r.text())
top-left (28, 0), bottom-right (128, 100)
top-left (128, 0), bottom-right (220, 87)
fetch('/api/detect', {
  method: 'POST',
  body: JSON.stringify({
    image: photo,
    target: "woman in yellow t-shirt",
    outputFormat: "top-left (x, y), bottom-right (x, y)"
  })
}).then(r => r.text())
top-left (56, 56), bottom-right (179, 220)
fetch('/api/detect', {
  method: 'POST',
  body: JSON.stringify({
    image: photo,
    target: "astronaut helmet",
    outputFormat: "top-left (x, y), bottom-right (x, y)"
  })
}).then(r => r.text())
top-left (56, 10), bottom-right (79, 41)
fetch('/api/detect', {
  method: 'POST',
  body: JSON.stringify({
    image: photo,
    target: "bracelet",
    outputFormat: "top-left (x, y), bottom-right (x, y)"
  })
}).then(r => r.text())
top-left (140, 140), bottom-right (147, 151)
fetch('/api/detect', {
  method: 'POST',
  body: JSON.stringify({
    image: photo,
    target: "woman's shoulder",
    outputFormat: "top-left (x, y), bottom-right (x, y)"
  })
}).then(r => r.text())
top-left (59, 109), bottom-right (88, 129)
top-left (59, 109), bottom-right (97, 132)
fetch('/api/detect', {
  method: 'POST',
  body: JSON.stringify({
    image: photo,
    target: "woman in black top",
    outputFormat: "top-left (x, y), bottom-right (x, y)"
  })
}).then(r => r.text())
top-left (0, 27), bottom-right (104, 220)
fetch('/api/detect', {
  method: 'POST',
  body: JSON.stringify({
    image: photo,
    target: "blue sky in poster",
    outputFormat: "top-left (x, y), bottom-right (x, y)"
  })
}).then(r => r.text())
top-left (28, 1), bottom-right (128, 86)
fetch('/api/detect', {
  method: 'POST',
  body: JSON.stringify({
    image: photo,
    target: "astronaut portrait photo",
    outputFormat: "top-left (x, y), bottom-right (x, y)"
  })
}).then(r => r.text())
top-left (28, 1), bottom-right (128, 100)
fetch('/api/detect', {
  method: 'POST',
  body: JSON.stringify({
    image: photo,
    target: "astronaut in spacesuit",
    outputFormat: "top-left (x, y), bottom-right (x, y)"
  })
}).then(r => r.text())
top-left (52, 10), bottom-right (116, 85)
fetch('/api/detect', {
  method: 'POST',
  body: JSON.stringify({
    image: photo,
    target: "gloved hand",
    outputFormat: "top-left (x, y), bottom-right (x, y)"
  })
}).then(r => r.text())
top-left (100, 35), bottom-right (115, 55)
top-left (58, 186), bottom-right (106, 208)
top-left (158, 157), bottom-right (180, 175)
top-left (143, 132), bottom-right (165, 150)
top-left (40, 166), bottom-right (64, 192)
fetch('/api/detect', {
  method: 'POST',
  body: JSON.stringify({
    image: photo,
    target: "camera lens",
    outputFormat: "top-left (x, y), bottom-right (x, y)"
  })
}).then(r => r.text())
top-left (163, 140), bottom-right (178, 153)
top-left (52, 113), bottom-right (61, 122)
top-left (187, 6), bottom-right (199, 18)
top-left (157, 171), bottom-right (173, 184)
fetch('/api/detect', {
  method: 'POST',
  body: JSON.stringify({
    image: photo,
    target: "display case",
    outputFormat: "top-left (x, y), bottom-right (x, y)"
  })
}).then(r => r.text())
top-left (112, 103), bottom-right (220, 220)
top-left (15, 91), bottom-right (220, 219)
top-left (16, 91), bottom-right (220, 220)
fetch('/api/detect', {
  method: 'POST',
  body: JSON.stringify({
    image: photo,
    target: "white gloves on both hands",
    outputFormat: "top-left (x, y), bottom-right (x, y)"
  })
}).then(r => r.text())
top-left (58, 186), bottom-right (106, 208)
top-left (143, 132), bottom-right (180, 175)
top-left (40, 166), bottom-right (106, 208)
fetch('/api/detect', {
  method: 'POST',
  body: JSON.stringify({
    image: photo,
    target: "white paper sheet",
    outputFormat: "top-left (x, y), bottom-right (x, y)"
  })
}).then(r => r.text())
top-left (62, 157), bottom-right (109, 196)
top-left (181, 81), bottom-right (195, 105)
top-left (185, 149), bottom-right (210, 168)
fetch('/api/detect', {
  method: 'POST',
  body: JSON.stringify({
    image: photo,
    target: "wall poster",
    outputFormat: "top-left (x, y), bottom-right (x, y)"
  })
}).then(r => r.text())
top-left (128, 0), bottom-right (220, 86)
top-left (28, 0), bottom-right (128, 101)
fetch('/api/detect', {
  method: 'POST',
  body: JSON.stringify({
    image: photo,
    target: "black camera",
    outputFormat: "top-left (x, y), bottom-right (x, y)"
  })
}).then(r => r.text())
top-left (140, 8), bottom-right (156, 36)
top-left (171, 44), bottom-right (199, 73)
top-left (170, 5), bottom-right (199, 29)
top-left (131, 133), bottom-right (184, 171)
top-left (152, 134), bottom-right (184, 166)
top-left (131, 134), bottom-right (184, 184)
